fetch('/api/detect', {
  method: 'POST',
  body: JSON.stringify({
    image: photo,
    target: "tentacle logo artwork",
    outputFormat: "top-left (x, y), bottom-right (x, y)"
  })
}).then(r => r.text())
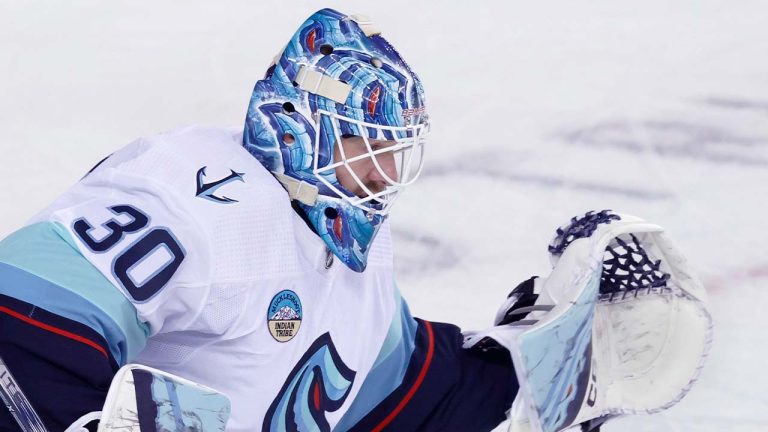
top-left (263, 333), bottom-right (356, 432)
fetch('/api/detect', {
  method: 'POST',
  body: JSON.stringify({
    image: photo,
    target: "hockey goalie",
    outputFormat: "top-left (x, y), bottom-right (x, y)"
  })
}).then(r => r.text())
top-left (0, 8), bottom-right (711, 432)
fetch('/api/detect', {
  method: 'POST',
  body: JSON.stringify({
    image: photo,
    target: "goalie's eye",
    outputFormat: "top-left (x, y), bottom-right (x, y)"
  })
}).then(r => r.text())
top-left (370, 140), bottom-right (396, 152)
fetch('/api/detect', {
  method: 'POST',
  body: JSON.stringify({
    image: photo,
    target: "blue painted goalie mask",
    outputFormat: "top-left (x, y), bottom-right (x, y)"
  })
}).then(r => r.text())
top-left (243, 8), bottom-right (429, 272)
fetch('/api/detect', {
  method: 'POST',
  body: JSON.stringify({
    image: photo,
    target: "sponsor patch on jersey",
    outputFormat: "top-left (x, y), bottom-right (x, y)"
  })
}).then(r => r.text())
top-left (268, 290), bottom-right (302, 342)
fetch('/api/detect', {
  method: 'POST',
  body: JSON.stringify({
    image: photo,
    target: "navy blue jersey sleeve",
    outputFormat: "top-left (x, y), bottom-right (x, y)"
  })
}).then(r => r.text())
top-left (338, 292), bottom-right (518, 432)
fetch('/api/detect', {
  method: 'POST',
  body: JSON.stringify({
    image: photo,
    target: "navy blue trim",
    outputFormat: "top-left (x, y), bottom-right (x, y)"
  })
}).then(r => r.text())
top-left (133, 369), bottom-right (159, 432)
top-left (348, 320), bottom-right (517, 432)
top-left (0, 294), bottom-right (117, 370)
top-left (0, 259), bottom-right (139, 365)
top-left (0, 294), bottom-right (116, 431)
top-left (335, 294), bottom-right (417, 430)
top-left (82, 153), bottom-right (113, 178)
top-left (263, 332), bottom-right (356, 432)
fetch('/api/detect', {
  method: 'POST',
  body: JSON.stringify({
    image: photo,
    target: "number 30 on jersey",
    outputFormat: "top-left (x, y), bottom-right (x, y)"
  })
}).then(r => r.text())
top-left (73, 204), bottom-right (185, 302)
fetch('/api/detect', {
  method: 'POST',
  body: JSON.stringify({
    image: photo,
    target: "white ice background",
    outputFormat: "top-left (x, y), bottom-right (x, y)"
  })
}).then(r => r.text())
top-left (1, 1), bottom-right (766, 431)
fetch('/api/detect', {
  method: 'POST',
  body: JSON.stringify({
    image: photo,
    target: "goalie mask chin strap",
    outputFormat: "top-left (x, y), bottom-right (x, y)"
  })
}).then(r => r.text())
top-left (273, 172), bottom-right (319, 206)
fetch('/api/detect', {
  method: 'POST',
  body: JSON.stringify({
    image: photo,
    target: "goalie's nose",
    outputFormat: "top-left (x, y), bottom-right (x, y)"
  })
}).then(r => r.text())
top-left (367, 152), bottom-right (398, 193)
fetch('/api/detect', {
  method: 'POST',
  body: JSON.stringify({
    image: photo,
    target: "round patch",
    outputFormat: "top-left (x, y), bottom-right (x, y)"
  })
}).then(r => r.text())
top-left (267, 290), bottom-right (302, 342)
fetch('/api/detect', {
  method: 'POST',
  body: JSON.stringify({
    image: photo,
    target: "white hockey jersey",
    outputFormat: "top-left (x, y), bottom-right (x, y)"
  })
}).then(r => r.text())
top-left (27, 126), bottom-right (403, 431)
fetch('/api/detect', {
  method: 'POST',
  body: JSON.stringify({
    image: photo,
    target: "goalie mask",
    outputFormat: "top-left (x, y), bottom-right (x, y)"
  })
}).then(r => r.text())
top-left (243, 8), bottom-right (429, 272)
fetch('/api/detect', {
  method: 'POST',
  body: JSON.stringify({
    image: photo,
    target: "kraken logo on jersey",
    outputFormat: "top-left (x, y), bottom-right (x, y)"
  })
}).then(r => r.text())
top-left (195, 166), bottom-right (245, 204)
top-left (268, 290), bottom-right (303, 342)
top-left (263, 333), bottom-right (355, 432)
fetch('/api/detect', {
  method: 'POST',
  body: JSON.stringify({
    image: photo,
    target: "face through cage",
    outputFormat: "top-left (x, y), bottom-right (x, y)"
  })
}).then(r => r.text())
top-left (313, 109), bottom-right (428, 216)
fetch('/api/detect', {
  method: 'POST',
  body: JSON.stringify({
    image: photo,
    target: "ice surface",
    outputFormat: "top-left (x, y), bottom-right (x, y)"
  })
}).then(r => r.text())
top-left (1, 1), bottom-right (766, 430)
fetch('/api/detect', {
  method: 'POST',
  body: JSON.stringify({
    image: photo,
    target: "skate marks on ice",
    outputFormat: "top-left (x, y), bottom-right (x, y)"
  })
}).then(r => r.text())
top-left (560, 119), bottom-right (768, 167)
top-left (423, 152), bottom-right (674, 201)
top-left (698, 96), bottom-right (768, 114)
top-left (392, 227), bottom-right (461, 278)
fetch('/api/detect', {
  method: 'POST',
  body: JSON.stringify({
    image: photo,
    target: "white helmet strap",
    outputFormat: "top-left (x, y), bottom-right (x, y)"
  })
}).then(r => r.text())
top-left (273, 172), bottom-right (319, 206)
top-left (349, 14), bottom-right (381, 36)
top-left (294, 66), bottom-right (351, 104)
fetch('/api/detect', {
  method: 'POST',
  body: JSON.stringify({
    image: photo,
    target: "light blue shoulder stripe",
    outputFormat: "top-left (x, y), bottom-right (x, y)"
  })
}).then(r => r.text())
top-left (335, 288), bottom-right (418, 431)
top-left (0, 222), bottom-right (149, 364)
